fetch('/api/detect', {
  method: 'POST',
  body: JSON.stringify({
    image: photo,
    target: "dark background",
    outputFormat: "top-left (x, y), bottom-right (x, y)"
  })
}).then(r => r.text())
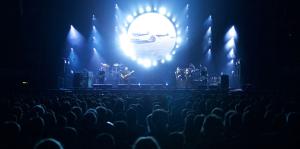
top-left (1, 0), bottom-right (299, 92)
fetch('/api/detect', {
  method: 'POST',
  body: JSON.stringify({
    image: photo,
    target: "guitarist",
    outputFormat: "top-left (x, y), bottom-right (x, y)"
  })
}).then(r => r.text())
top-left (120, 67), bottom-right (134, 84)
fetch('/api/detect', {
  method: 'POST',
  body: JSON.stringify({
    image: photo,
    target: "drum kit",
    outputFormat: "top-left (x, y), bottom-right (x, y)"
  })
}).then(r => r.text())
top-left (100, 63), bottom-right (124, 71)
top-left (175, 65), bottom-right (209, 88)
top-left (99, 63), bottom-right (131, 83)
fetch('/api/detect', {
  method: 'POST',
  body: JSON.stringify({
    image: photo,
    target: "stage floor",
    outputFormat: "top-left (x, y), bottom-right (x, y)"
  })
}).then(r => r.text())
top-left (48, 87), bottom-right (242, 95)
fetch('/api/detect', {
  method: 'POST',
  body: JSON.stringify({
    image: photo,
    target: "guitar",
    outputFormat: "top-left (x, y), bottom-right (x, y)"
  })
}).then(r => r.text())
top-left (120, 70), bottom-right (135, 80)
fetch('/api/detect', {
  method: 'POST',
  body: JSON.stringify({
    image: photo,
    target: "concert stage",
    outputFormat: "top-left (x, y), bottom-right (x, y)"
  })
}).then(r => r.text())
top-left (50, 83), bottom-right (235, 95)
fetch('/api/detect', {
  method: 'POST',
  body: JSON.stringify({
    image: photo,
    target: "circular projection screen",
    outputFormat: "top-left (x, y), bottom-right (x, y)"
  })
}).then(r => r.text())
top-left (127, 13), bottom-right (177, 61)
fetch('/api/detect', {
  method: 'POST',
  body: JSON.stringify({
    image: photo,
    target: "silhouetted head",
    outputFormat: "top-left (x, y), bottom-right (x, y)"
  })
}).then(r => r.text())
top-left (127, 108), bottom-right (137, 124)
top-left (34, 138), bottom-right (64, 149)
top-left (133, 136), bottom-right (160, 149)
top-left (151, 109), bottom-right (168, 129)
top-left (1, 121), bottom-right (21, 144)
top-left (201, 114), bottom-right (224, 137)
top-left (167, 132), bottom-right (184, 149)
top-left (28, 116), bottom-right (45, 137)
top-left (93, 133), bottom-right (115, 149)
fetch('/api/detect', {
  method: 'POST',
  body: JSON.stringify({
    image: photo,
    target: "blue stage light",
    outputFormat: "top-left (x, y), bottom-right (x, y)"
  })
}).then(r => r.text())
top-left (153, 61), bottom-right (158, 66)
top-left (229, 48), bottom-right (235, 58)
top-left (126, 15), bottom-right (134, 23)
top-left (172, 17), bottom-right (176, 22)
top-left (139, 7), bottom-right (144, 14)
top-left (176, 37), bottom-right (182, 44)
top-left (226, 25), bottom-right (237, 40)
top-left (166, 12), bottom-right (171, 17)
top-left (225, 38), bottom-right (235, 49)
top-left (68, 25), bottom-right (83, 47)
top-left (159, 7), bottom-right (167, 15)
top-left (146, 6), bottom-right (151, 12)
top-left (177, 30), bottom-right (181, 35)
top-left (228, 26), bottom-right (237, 38)
top-left (166, 54), bottom-right (172, 61)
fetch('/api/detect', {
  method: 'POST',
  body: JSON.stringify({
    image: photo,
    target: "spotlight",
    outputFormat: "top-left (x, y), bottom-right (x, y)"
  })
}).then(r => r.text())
top-left (177, 30), bottom-right (181, 35)
top-left (208, 49), bottom-right (212, 54)
top-left (93, 36), bottom-right (96, 40)
top-left (126, 15), bottom-right (133, 23)
top-left (206, 27), bottom-right (212, 37)
top-left (70, 48), bottom-right (74, 51)
top-left (153, 61), bottom-right (157, 66)
top-left (143, 59), bottom-right (151, 68)
top-left (226, 38), bottom-right (235, 49)
top-left (229, 48), bottom-right (235, 58)
top-left (131, 54), bottom-right (137, 61)
top-left (93, 25), bottom-right (96, 30)
top-left (166, 54), bottom-right (172, 61)
top-left (146, 6), bottom-right (151, 12)
top-left (139, 7), bottom-right (144, 14)
top-left (161, 59), bottom-right (165, 64)
top-left (93, 48), bottom-right (97, 52)
top-left (175, 24), bottom-right (179, 28)
top-left (115, 4), bottom-right (118, 9)
top-left (228, 26), bottom-right (237, 38)
top-left (69, 25), bottom-right (81, 40)
top-left (166, 12), bottom-right (171, 17)
top-left (133, 12), bottom-right (137, 17)
top-left (172, 17), bottom-right (176, 22)
top-left (229, 59), bottom-right (234, 65)
top-left (159, 7), bottom-right (167, 15)
top-left (92, 14), bottom-right (96, 20)
top-left (186, 26), bottom-right (189, 31)
top-left (176, 37), bottom-right (182, 44)
top-left (137, 59), bottom-right (143, 64)
top-left (172, 51), bottom-right (176, 55)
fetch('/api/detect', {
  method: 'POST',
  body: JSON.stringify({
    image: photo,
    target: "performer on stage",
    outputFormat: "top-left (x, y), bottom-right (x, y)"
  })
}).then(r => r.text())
top-left (120, 66), bottom-right (134, 84)
top-left (189, 63), bottom-right (196, 72)
top-left (200, 66), bottom-right (208, 86)
top-left (175, 67), bottom-right (183, 81)
top-left (184, 67), bottom-right (193, 88)
top-left (175, 67), bottom-right (185, 88)
top-left (98, 66), bottom-right (106, 84)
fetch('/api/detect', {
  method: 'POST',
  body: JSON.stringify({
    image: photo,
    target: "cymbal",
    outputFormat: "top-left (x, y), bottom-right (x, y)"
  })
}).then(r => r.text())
top-left (113, 63), bottom-right (123, 67)
top-left (101, 63), bottom-right (110, 67)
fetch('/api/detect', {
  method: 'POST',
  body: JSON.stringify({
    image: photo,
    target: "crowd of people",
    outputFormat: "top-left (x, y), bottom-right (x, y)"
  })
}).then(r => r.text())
top-left (1, 90), bottom-right (300, 149)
